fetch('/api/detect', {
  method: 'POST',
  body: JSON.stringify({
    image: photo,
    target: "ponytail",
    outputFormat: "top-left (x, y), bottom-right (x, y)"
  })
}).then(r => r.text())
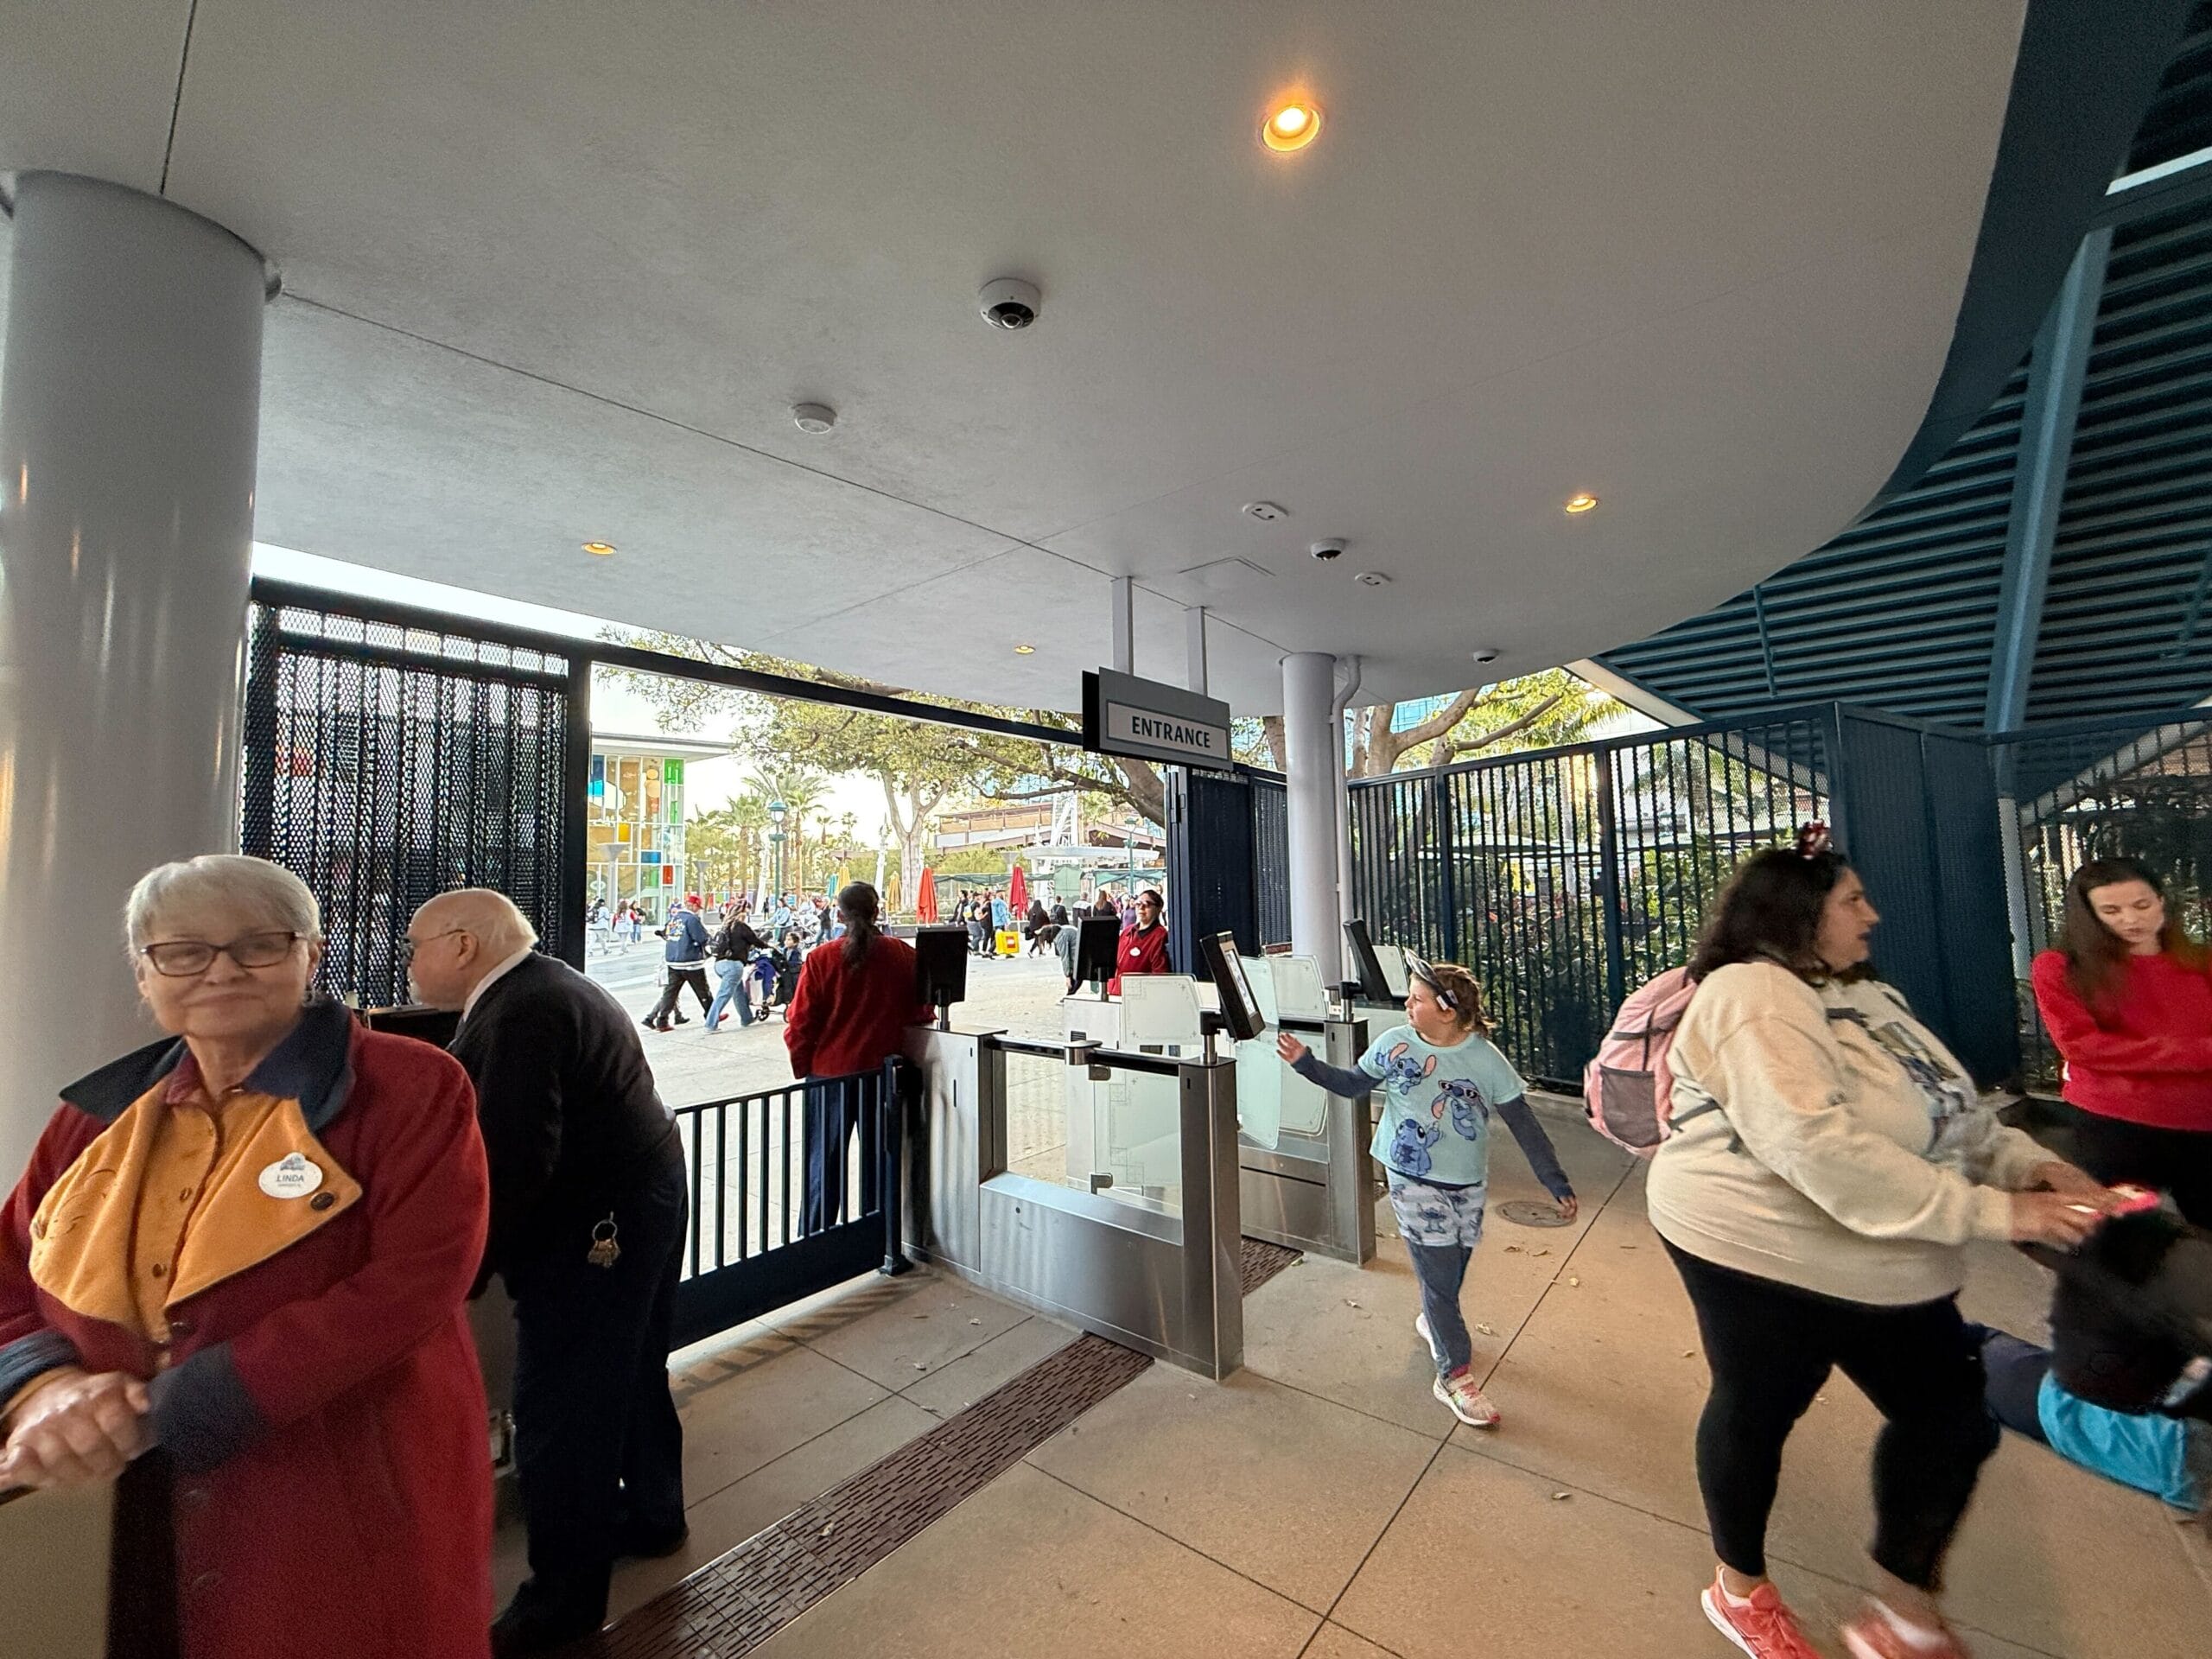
top-left (838, 881), bottom-right (881, 969)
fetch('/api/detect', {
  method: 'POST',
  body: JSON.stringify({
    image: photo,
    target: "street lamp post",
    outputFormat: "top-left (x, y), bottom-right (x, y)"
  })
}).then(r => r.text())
top-left (767, 798), bottom-right (788, 904)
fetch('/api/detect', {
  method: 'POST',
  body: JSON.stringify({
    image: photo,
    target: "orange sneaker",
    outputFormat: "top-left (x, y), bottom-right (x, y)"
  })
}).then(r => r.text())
top-left (1700, 1574), bottom-right (1821, 1659)
top-left (1840, 1602), bottom-right (1971, 1659)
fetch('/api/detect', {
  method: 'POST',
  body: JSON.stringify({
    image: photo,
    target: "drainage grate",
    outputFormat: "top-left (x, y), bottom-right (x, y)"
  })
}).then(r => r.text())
top-left (593, 1333), bottom-right (1152, 1657)
top-left (1239, 1236), bottom-right (1303, 1294)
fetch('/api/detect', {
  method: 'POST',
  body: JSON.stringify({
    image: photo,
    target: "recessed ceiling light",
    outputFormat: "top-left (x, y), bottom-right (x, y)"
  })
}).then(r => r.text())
top-left (1262, 99), bottom-right (1323, 153)
top-left (1013, 644), bottom-right (1036, 655)
top-left (791, 403), bottom-right (837, 435)
top-left (582, 541), bottom-right (617, 556)
top-left (1565, 493), bottom-right (1599, 514)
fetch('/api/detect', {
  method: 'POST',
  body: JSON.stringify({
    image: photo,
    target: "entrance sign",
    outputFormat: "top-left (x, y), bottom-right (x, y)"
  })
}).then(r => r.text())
top-left (1083, 669), bottom-right (1232, 767)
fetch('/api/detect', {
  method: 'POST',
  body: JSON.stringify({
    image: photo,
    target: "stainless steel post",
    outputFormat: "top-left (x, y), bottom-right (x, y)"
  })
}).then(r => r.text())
top-left (1179, 1053), bottom-right (1243, 1378)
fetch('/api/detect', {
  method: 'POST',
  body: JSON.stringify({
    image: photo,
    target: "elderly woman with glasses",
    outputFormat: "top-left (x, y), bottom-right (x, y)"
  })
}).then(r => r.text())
top-left (0, 855), bottom-right (494, 1659)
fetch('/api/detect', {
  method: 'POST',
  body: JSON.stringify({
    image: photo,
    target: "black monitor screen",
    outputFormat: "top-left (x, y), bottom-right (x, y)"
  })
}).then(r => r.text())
top-left (1342, 918), bottom-right (1400, 1004)
top-left (912, 925), bottom-right (969, 1008)
top-left (1199, 931), bottom-right (1266, 1042)
top-left (1074, 915), bottom-right (1122, 987)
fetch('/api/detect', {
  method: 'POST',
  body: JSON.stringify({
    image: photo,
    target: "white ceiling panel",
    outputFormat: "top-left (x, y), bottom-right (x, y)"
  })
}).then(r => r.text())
top-left (2, 1), bottom-right (2028, 715)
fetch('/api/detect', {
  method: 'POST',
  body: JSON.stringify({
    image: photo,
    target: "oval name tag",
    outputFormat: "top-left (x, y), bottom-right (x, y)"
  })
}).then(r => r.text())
top-left (258, 1153), bottom-right (325, 1201)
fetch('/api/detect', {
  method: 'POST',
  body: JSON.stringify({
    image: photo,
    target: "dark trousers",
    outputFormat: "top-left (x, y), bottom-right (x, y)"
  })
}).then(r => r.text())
top-left (2059, 1104), bottom-right (2212, 1227)
top-left (1666, 1242), bottom-right (1999, 1590)
top-left (1406, 1242), bottom-right (1475, 1376)
top-left (507, 1147), bottom-right (689, 1624)
top-left (1971, 1325), bottom-right (2052, 1443)
top-left (802, 1076), bottom-right (875, 1234)
top-left (646, 965), bottom-right (712, 1026)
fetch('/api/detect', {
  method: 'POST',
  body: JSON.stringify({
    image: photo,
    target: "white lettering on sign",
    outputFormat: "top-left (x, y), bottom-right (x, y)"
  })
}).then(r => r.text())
top-left (1104, 701), bottom-right (1229, 760)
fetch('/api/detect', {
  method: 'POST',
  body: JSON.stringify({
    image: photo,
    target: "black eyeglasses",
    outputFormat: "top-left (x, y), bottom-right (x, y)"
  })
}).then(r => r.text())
top-left (141, 931), bottom-right (302, 978)
top-left (400, 928), bottom-right (468, 964)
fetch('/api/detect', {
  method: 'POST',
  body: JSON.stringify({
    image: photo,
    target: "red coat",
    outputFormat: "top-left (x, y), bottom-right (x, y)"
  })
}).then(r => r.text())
top-left (0, 1002), bottom-right (493, 1659)
top-left (1108, 923), bottom-right (1173, 995)
top-left (785, 934), bottom-right (927, 1077)
top-left (2031, 948), bottom-right (2212, 1131)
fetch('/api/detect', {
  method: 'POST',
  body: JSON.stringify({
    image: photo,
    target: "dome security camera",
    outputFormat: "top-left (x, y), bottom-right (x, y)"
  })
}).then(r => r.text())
top-left (1469, 646), bottom-right (1502, 664)
top-left (979, 277), bottom-right (1041, 330)
top-left (1310, 538), bottom-right (1347, 561)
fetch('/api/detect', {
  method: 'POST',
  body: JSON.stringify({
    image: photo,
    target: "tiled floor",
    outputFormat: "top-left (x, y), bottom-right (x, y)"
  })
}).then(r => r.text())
top-left (493, 1268), bottom-right (1081, 1624)
top-left (541, 1097), bottom-right (2212, 1659)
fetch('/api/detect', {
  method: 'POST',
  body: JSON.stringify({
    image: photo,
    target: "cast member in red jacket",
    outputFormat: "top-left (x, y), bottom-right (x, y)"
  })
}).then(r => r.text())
top-left (0, 855), bottom-right (493, 1659)
top-left (2031, 855), bottom-right (2212, 1224)
top-left (785, 883), bottom-right (927, 1231)
top-left (1107, 887), bottom-right (1173, 995)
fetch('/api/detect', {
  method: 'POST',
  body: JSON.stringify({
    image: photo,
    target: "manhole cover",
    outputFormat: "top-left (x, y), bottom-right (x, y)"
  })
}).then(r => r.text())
top-left (1497, 1199), bottom-right (1573, 1229)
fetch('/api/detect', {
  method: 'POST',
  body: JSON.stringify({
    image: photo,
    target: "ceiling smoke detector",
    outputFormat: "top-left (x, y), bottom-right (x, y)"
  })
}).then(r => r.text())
top-left (1353, 570), bottom-right (1389, 588)
top-left (979, 277), bottom-right (1041, 330)
top-left (791, 403), bottom-right (837, 434)
top-left (1242, 500), bottom-right (1287, 522)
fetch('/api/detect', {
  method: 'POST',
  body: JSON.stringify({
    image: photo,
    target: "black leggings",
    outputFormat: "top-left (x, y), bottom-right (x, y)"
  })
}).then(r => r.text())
top-left (1666, 1242), bottom-right (1999, 1590)
top-left (2057, 1105), bottom-right (2212, 1228)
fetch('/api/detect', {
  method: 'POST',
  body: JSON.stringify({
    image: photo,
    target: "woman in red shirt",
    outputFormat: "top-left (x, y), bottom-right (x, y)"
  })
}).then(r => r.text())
top-left (2031, 856), bottom-right (2212, 1224)
top-left (785, 883), bottom-right (925, 1232)
top-left (1107, 888), bottom-right (1173, 995)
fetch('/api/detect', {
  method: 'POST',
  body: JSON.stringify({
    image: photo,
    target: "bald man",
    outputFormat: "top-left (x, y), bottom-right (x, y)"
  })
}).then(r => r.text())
top-left (407, 891), bottom-right (688, 1656)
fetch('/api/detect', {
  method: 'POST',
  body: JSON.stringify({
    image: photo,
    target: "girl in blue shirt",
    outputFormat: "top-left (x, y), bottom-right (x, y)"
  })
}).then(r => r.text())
top-left (1277, 957), bottom-right (1575, 1427)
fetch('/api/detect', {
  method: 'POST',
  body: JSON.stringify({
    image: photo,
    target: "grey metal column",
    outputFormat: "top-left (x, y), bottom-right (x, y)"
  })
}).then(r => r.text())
top-left (1283, 652), bottom-right (1342, 965)
top-left (0, 174), bottom-right (267, 1179)
top-left (1322, 1014), bottom-right (1376, 1265)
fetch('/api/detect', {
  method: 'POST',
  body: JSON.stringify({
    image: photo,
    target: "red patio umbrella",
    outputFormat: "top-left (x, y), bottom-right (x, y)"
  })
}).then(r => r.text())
top-left (916, 867), bottom-right (938, 922)
top-left (1007, 863), bottom-right (1029, 916)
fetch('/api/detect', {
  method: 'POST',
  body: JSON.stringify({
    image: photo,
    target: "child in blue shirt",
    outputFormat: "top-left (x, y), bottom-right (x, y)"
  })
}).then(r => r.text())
top-left (1276, 956), bottom-right (1575, 1428)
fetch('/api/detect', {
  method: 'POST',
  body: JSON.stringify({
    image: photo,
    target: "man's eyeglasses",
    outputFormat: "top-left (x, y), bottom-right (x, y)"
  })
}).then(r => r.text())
top-left (141, 931), bottom-right (302, 978)
top-left (400, 928), bottom-right (469, 964)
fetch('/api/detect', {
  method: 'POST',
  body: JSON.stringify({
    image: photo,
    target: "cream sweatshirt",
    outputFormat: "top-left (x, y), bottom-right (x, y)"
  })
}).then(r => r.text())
top-left (1646, 961), bottom-right (2050, 1306)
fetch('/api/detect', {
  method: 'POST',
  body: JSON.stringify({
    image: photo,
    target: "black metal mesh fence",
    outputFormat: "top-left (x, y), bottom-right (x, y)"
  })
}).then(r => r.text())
top-left (241, 599), bottom-right (573, 1007)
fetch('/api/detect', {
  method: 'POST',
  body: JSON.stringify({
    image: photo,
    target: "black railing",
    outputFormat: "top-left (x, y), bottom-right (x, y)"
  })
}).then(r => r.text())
top-left (668, 1058), bottom-right (912, 1349)
top-left (1350, 711), bottom-right (1830, 1085)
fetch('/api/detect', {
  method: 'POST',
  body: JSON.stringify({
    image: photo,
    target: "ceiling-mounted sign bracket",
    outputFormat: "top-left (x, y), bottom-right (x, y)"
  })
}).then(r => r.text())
top-left (1082, 668), bottom-right (1232, 767)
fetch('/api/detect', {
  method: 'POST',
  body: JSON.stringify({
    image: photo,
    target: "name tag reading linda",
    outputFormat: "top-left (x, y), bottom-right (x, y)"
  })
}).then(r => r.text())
top-left (258, 1153), bottom-right (325, 1201)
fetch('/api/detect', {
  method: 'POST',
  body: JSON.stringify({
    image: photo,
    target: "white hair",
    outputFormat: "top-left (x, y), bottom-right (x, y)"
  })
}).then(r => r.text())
top-left (125, 855), bottom-right (322, 952)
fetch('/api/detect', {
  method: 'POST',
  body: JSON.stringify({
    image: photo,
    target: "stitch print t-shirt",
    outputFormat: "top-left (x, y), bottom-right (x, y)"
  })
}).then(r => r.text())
top-left (1357, 1023), bottom-right (1526, 1187)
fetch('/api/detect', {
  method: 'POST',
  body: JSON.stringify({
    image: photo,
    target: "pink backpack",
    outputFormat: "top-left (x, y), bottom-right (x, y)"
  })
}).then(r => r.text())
top-left (1582, 965), bottom-right (1700, 1156)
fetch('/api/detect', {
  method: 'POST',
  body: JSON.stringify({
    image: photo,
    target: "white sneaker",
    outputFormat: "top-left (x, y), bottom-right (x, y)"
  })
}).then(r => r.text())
top-left (1414, 1312), bottom-right (1443, 1367)
top-left (1433, 1370), bottom-right (1501, 1428)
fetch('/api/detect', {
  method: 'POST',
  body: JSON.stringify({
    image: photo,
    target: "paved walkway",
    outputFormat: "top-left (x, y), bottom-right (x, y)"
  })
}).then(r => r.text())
top-left (586, 944), bottom-right (1073, 1109)
top-left (548, 1100), bottom-right (2212, 1659)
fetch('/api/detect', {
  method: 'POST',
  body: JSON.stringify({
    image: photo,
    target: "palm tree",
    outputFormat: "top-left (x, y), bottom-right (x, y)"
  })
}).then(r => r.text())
top-left (725, 790), bottom-right (772, 899)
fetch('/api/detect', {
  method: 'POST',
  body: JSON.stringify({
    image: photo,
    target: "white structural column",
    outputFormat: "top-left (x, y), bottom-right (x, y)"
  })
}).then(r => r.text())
top-left (0, 173), bottom-right (266, 1178)
top-left (1282, 651), bottom-right (1343, 966)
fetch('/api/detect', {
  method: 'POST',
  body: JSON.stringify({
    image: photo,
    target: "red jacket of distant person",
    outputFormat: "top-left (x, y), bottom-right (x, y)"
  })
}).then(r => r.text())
top-left (785, 933), bottom-right (928, 1077)
top-left (0, 1003), bottom-right (493, 1659)
top-left (1108, 923), bottom-right (1173, 996)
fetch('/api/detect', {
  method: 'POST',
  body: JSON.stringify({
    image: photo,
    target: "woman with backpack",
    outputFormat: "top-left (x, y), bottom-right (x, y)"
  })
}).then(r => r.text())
top-left (1649, 826), bottom-right (2113, 1659)
top-left (1275, 957), bottom-right (1575, 1429)
top-left (2030, 855), bottom-right (2212, 1224)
